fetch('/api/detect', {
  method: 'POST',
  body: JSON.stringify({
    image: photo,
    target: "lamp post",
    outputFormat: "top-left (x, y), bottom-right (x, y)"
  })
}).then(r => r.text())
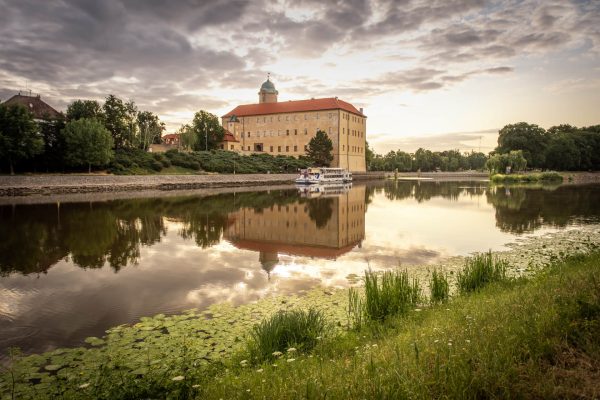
top-left (204, 121), bottom-right (208, 151)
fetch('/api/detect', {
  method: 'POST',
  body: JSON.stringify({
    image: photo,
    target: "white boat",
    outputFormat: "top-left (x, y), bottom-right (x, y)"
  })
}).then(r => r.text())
top-left (295, 167), bottom-right (352, 185)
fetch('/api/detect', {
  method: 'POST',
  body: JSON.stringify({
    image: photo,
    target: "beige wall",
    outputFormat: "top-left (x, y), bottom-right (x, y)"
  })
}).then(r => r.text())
top-left (222, 109), bottom-right (366, 172)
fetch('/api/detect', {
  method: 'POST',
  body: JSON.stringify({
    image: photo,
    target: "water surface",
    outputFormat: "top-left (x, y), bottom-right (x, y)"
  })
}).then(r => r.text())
top-left (1, 181), bottom-right (599, 357)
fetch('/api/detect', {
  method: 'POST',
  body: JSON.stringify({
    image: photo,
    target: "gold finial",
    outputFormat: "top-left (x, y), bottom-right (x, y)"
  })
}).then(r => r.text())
top-left (267, 72), bottom-right (270, 81)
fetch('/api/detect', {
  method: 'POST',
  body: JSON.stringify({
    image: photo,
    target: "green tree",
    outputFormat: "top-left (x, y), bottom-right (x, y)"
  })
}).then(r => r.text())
top-left (66, 100), bottom-right (104, 122)
top-left (177, 124), bottom-right (196, 150)
top-left (306, 130), bottom-right (333, 166)
top-left (0, 104), bottom-right (42, 174)
top-left (63, 118), bottom-right (114, 173)
top-left (137, 111), bottom-right (164, 151)
top-left (103, 94), bottom-right (129, 149)
top-left (191, 110), bottom-right (225, 151)
top-left (365, 141), bottom-right (375, 170)
top-left (496, 122), bottom-right (548, 168)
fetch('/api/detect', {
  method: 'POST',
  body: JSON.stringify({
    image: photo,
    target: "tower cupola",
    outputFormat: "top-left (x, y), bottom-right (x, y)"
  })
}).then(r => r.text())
top-left (258, 74), bottom-right (278, 103)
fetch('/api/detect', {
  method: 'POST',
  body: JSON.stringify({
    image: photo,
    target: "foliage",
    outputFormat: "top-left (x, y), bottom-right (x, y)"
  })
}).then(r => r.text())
top-left (66, 100), bottom-right (104, 122)
top-left (0, 103), bottom-right (43, 174)
top-left (306, 130), bottom-right (333, 167)
top-left (490, 171), bottom-right (563, 184)
top-left (34, 117), bottom-right (66, 172)
top-left (485, 150), bottom-right (527, 174)
top-left (108, 148), bottom-right (168, 174)
top-left (363, 269), bottom-right (421, 321)
top-left (496, 122), bottom-right (548, 168)
top-left (457, 251), bottom-right (508, 293)
top-left (63, 118), bottom-right (114, 173)
top-left (137, 111), bottom-right (165, 151)
top-left (191, 110), bottom-right (225, 151)
top-left (102, 94), bottom-right (130, 149)
top-left (177, 124), bottom-right (197, 150)
top-left (429, 269), bottom-right (449, 304)
top-left (368, 148), bottom-right (487, 172)
top-left (247, 308), bottom-right (328, 364)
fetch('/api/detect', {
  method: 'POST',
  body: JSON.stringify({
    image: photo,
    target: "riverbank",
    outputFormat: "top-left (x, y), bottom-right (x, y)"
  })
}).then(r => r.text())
top-left (1, 226), bottom-right (598, 399)
top-left (0, 172), bottom-right (389, 196)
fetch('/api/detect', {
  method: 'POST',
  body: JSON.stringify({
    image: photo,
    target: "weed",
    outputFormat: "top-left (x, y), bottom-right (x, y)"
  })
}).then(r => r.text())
top-left (457, 250), bottom-right (508, 293)
top-left (429, 269), bottom-right (449, 304)
top-left (363, 269), bottom-right (421, 321)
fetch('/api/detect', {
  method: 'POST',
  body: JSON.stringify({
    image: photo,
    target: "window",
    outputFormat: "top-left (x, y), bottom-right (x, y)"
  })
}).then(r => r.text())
top-left (342, 128), bottom-right (345, 134)
top-left (342, 145), bottom-right (345, 151)
top-left (286, 146), bottom-right (289, 152)
top-left (278, 115), bottom-right (281, 121)
top-left (329, 113), bottom-right (332, 119)
top-left (263, 117), bottom-right (266, 122)
top-left (278, 146), bottom-right (281, 152)
top-left (230, 145), bottom-right (234, 150)
top-left (241, 132), bottom-right (245, 138)
top-left (294, 145), bottom-right (297, 152)
top-left (247, 146), bottom-right (251, 151)
top-left (270, 146), bottom-right (273, 152)
top-left (270, 117), bottom-right (273, 122)
top-left (248, 132), bottom-right (251, 137)
top-left (286, 129), bottom-right (289, 135)
top-left (294, 129), bottom-right (297, 135)
top-left (304, 114), bottom-right (307, 120)
top-left (286, 115), bottom-right (289, 121)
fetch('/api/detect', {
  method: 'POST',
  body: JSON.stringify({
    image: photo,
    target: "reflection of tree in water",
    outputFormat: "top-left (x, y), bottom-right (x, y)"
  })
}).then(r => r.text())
top-left (306, 198), bottom-right (334, 228)
top-left (380, 181), bottom-right (483, 202)
top-left (0, 189), bottom-right (304, 276)
top-left (486, 184), bottom-right (600, 234)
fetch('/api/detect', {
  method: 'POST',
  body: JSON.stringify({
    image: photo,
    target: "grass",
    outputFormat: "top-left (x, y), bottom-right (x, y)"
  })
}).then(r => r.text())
top-left (457, 250), bottom-right (508, 293)
top-left (363, 269), bottom-right (421, 321)
top-left (246, 308), bottom-right (328, 364)
top-left (491, 171), bottom-right (564, 183)
top-left (429, 269), bottom-right (449, 304)
top-left (200, 251), bottom-right (600, 399)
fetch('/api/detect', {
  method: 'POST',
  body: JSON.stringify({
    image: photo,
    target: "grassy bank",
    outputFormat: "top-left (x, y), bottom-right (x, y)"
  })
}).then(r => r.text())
top-left (490, 171), bottom-right (563, 183)
top-left (109, 148), bottom-right (310, 175)
top-left (2, 250), bottom-right (599, 399)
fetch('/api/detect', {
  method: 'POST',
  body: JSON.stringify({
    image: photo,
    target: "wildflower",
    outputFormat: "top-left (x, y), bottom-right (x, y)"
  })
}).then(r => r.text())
top-left (287, 358), bottom-right (295, 362)
top-left (272, 351), bottom-right (283, 357)
top-left (448, 342), bottom-right (453, 346)
top-left (287, 347), bottom-right (297, 353)
top-left (316, 336), bottom-right (322, 340)
top-left (434, 339), bottom-right (439, 343)
top-left (256, 369), bottom-right (263, 373)
top-left (246, 389), bottom-right (251, 392)
top-left (192, 384), bottom-right (201, 388)
top-left (414, 308), bottom-right (422, 312)
top-left (262, 379), bottom-right (266, 383)
top-left (240, 360), bottom-right (248, 366)
top-left (171, 376), bottom-right (185, 381)
top-left (465, 339), bottom-right (471, 343)
top-left (78, 383), bottom-right (90, 389)
top-left (272, 364), bottom-right (278, 367)
top-left (372, 344), bottom-right (378, 348)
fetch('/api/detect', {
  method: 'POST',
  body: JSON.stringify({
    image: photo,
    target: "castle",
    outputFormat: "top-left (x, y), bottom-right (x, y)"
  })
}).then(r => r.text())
top-left (221, 77), bottom-right (367, 172)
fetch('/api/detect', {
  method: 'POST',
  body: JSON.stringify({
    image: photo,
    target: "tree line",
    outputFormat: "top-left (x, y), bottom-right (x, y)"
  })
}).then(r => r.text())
top-left (366, 122), bottom-right (600, 173)
top-left (0, 95), bottom-right (227, 174)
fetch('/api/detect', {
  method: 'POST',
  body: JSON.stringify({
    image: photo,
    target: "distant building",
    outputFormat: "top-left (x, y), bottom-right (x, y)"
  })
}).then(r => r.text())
top-left (2, 93), bottom-right (63, 121)
top-left (221, 77), bottom-right (367, 172)
top-left (149, 133), bottom-right (180, 153)
top-left (218, 130), bottom-right (240, 150)
top-left (162, 133), bottom-right (180, 146)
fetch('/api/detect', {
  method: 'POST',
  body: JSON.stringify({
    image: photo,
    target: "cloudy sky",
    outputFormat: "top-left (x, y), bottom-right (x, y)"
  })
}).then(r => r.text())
top-left (1, 0), bottom-right (598, 153)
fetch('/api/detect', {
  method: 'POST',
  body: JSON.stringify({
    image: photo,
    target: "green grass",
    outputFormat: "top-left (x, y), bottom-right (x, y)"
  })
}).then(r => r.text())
top-left (429, 269), bottom-right (450, 304)
top-left (200, 252), bottom-right (600, 399)
top-left (363, 269), bottom-right (421, 321)
top-left (457, 250), bottom-right (508, 294)
top-left (491, 171), bottom-right (564, 183)
top-left (246, 308), bottom-right (328, 364)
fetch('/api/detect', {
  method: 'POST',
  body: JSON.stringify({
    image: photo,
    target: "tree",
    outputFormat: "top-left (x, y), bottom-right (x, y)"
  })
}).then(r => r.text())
top-left (306, 130), bottom-right (333, 166)
top-left (103, 94), bottom-right (129, 149)
top-left (496, 122), bottom-right (548, 169)
top-left (365, 141), bottom-right (375, 170)
top-left (191, 110), bottom-right (224, 151)
top-left (0, 104), bottom-right (43, 174)
top-left (177, 124), bottom-right (197, 150)
top-left (137, 111), bottom-right (164, 151)
top-left (66, 100), bottom-right (104, 122)
top-left (485, 150), bottom-right (527, 174)
top-left (63, 118), bottom-right (114, 173)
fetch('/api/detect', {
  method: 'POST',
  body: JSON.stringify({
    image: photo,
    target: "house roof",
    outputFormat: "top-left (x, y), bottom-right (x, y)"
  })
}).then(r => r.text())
top-left (222, 130), bottom-right (239, 142)
top-left (222, 97), bottom-right (365, 119)
top-left (162, 133), bottom-right (180, 140)
top-left (3, 94), bottom-right (63, 120)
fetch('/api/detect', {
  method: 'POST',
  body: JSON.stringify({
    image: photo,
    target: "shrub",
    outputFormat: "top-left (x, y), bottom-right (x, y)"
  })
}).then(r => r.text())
top-left (429, 269), bottom-right (449, 304)
top-left (247, 308), bottom-right (327, 363)
top-left (363, 269), bottom-right (421, 321)
top-left (457, 251), bottom-right (508, 294)
top-left (150, 160), bottom-right (163, 171)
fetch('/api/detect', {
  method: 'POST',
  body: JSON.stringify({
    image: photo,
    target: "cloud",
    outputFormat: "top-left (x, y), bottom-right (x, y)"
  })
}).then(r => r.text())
top-left (370, 129), bottom-right (500, 153)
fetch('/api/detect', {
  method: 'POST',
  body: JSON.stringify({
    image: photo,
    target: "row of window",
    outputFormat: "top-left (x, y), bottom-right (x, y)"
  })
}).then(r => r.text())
top-left (341, 145), bottom-right (364, 153)
top-left (341, 127), bottom-right (364, 138)
top-left (229, 145), bottom-right (307, 152)
top-left (232, 112), bottom-right (365, 126)
top-left (239, 127), bottom-right (364, 138)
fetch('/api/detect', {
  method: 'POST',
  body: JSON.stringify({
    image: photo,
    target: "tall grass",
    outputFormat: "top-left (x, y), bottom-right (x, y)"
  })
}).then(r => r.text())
top-left (247, 308), bottom-right (327, 363)
top-left (457, 251), bottom-right (508, 293)
top-left (363, 269), bottom-right (421, 321)
top-left (429, 269), bottom-right (449, 304)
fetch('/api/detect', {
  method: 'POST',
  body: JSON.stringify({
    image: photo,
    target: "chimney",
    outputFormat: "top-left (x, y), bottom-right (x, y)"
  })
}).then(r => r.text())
top-left (359, 107), bottom-right (363, 114)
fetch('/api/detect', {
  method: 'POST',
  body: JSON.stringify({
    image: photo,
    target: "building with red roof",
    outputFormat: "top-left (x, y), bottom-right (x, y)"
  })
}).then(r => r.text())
top-left (2, 93), bottom-right (63, 121)
top-left (221, 77), bottom-right (366, 171)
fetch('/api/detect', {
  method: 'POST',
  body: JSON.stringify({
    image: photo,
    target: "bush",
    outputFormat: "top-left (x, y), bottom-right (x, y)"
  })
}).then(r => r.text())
top-left (429, 269), bottom-right (449, 304)
top-left (457, 251), bottom-right (508, 294)
top-left (363, 269), bottom-right (421, 321)
top-left (247, 308), bottom-right (327, 363)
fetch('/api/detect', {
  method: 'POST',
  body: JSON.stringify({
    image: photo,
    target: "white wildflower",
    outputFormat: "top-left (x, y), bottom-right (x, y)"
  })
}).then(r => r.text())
top-left (256, 369), bottom-right (263, 373)
top-left (78, 383), bottom-right (90, 389)
top-left (171, 376), bottom-right (184, 381)
top-left (287, 358), bottom-right (296, 362)
top-left (287, 347), bottom-right (297, 353)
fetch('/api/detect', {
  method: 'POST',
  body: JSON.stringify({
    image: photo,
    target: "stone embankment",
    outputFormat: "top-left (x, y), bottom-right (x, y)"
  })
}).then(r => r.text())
top-left (0, 172), bottom-right (388, 197)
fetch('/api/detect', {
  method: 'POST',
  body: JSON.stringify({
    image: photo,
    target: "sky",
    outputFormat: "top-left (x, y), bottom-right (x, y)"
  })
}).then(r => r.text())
top-left (0, 0), bottom-right (598, 154)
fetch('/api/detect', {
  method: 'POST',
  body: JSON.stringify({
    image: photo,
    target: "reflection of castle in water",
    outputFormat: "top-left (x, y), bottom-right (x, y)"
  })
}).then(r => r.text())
top-left (224, 186), bottom-right (366, 274)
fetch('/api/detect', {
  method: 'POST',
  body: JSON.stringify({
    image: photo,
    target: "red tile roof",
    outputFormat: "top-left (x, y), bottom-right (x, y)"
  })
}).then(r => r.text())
top-left (3, 94), bottom-right (63, 120)
top-left (222, 130), bottom-right (239, 142)
top-left (222, 97), bottom-right (365, 118)
top-left (162, 133), bottom-right (180, 140)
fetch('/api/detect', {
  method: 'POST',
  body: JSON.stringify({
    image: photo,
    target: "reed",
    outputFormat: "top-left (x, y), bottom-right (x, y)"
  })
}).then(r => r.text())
top-left (363, 269), bottom-right (421, 321)
top-left (429, 269), bottom-right (449, 304)
top-left (246, 308), bottom-right (327, 363)
top-left (457, 251), bottom-right (508, 294)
